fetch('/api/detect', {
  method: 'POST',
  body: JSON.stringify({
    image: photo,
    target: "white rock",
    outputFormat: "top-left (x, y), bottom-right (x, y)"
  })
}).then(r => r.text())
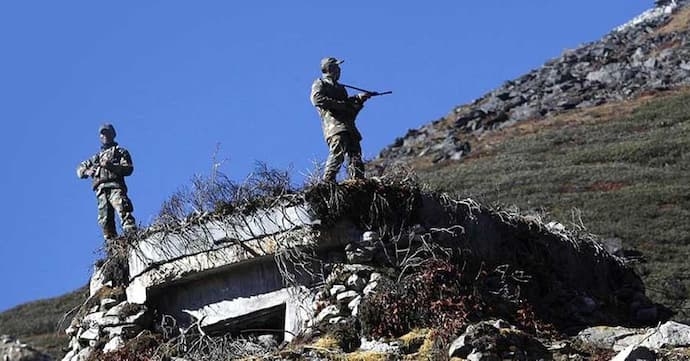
top-left (81, 312), bottom-right (105, 327)
top-left (329, 285), bottom-right (346, 297)
top-left (359, 337), bottom-right (400, 353)
top-left (336, 290), bottom-right (359, 303)
top-left (328, 316), bottom-right (346, 324)
top-left (363, 281), bottom-right (379, 296)
top-left (369, 272), bottom-right (382, 282)
top-left (103, 336), bottom-right (125, 353)
top-left (89, 262), bottom-right (112, 296)
top-left (316, 305), bottom-right (340, 323)
top-left (348, 296), bottom-right (362, 317)
top-left (100, 298), bottom-right (119, 310)
top-left (641, 321), bottom-right (690, 349)
top-left (79, 326), bottom-right (100, 341)
top-left (577, 326), bottom-right (640, 350)
top-left (362, 231), bottom-right (380, 242)
top-left (346, 274), bottom-right (367, 291)
top-left (103, 324), bottom-right (143, 339)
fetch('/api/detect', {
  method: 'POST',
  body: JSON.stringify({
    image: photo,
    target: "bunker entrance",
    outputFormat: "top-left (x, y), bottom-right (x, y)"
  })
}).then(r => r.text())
top-left (203, 303), bottom-right (287, 342)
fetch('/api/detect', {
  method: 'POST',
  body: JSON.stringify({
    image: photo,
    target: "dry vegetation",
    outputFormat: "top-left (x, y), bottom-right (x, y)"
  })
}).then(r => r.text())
top-left (419, 88), bottom-right (690, 320)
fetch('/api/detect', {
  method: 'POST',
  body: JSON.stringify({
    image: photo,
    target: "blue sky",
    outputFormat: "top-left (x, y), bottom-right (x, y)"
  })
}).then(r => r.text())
top-left (0, 1), bottom-right (651, 312)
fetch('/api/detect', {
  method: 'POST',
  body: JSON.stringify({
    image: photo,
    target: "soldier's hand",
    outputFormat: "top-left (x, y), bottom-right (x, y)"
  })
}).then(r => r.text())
top-left (356, 93), bottom-right (372, 102)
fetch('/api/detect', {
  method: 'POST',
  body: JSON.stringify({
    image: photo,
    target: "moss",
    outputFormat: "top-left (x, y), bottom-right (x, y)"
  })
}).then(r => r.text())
top-left (313, 335), bottom-right (342, 350)
top-left (398, 328), bottom-right (430, 354)
top-left (344, 351), bottom-right (391, 361)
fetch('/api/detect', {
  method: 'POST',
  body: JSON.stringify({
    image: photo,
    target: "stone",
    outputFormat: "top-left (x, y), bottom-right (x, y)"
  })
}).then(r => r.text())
top-left (346, 274), bottom-right (367, 292)
top-left (102, 324), bottom-right (143, 339)
top-left (448, 320), bottom-right (547, 359)
top-left (363, 281), bottom-right (379, 296)
top-left (369, 272), bottom-right (382, 282)
top-left (362, 231), bottom-right (380, 243)
top-left (345, 244), bottom-right (374, 263)
top-left (348, 296), bottom-right (362, 317)
top-left (316, 305), bottom-right (340, 323)
top-left (108, 338), bottom-right (129, 355)
top-left (89, 263), bottom-right (112, 296)
top-left (328, 316), bottom-right (346, 324)
top-left (0, 335), bottom-right (52, 361)
top-left (641, 321), bottom-right (690, 349)
top-left (329, 285), bottom-right (346, 297)
top-left (78, 326), bottom-right (100, 341)
top-left (359, 338), bottom-right (401, 353)
top-left (257, 334), bottom-right (278, 349)
top-left (336, 290), bottom-right (359, 303)
top-left (577, 326), bottom-right (640, 349)
top-left (81, 312), bottom-right (106, 327)
top-left (612, 345), bottom-right (656, 361)
top-left (100, 298), bottom-right (118, 310)
top-left (467, 350), bottom-right (500, 361)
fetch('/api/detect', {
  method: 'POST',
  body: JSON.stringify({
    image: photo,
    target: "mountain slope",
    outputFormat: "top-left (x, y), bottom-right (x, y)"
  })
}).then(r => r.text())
top-left (417, 89), bottom-right (690, 318)
top-left (0, 286), bottom-right (88, 360)
top-left (372, 1), bottom-right (690, 319)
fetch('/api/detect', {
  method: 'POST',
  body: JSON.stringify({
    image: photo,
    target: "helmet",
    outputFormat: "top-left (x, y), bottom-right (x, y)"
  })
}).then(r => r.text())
top-left (99, 123), bottom-right (116, 138)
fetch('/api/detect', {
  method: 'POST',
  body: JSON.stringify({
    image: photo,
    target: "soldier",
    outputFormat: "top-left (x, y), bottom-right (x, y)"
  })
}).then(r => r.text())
top-left (77, 123), bottom-right (136, 240)
top-left (310, 57), bottom-right (371, 182)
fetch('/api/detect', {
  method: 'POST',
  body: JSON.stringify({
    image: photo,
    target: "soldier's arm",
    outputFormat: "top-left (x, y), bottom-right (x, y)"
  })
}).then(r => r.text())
top-left (104, 148), bottom-right (134, 176)
top-left (310, 80), bottom-right (353, 112)
top-left (77, 155), bottom-right (98, 179)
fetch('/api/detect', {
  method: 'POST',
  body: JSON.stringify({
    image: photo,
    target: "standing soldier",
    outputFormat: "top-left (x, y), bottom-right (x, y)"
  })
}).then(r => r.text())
top-left (310, 57), bottom-right (371, 182)
top-left (77, 123), bottom-right (136, 240)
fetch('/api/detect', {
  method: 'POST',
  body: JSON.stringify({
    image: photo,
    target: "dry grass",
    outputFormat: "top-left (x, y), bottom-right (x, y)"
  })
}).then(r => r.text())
top-left (657, 6), bottom-right (690, 35)
top-left (419, 88), bottom-right (690, 320)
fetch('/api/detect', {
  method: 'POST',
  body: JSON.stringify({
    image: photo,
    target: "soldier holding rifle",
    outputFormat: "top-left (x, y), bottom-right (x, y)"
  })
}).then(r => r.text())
top-left (77, 123), bottom-right (136, 241)
top-left (310, 57), bottom-right (390, 183)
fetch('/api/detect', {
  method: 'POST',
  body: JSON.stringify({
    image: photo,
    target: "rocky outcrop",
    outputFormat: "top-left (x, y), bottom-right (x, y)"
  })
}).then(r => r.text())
top-left (61, 287), bottom-right (152, 361)
top-left (375, 1), bottom-right (690, 169)
top-left (0, 335), bottom-right (52, 361)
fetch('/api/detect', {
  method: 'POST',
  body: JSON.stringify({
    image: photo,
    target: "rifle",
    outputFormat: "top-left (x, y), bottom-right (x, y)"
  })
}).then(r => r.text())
top-left (341, 83), bottom-right (392, 97)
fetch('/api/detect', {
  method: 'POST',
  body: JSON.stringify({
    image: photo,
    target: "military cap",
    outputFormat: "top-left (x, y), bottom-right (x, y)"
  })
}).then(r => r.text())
top-left (320, 57), bottom-right (344, 71)
top-left (99, 123), bottom-right (116, 138)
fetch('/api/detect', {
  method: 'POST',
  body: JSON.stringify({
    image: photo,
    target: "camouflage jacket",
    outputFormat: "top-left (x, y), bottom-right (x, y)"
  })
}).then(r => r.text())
top-left (310, 76), bottom-right (364, 141)
top-left (77, 142), bottom-right (134, 192)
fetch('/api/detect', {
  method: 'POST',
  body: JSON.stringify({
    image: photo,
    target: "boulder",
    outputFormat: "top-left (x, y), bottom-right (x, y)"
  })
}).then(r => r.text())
top-left (0, 335), bottom-right (53, 361)
top-left (641, 321), bottom-right (690, 349)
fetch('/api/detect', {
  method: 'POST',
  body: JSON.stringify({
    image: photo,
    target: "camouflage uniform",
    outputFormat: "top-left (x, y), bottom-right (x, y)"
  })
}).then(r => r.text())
top-left (77, 125), bottom-right (136, 240)
top-left (310, 58), bottom-right (366, 182)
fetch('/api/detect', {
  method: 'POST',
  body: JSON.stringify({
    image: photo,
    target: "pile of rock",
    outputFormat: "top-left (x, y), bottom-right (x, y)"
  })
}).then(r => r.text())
top-left (313, 266), bottom-right (383, 327)
top-left (61, 287), bottom-right (152, 361)
top-left (376, 0), bottom-right (690, 168)
top-left (0, 335), bottom-right (52, 361)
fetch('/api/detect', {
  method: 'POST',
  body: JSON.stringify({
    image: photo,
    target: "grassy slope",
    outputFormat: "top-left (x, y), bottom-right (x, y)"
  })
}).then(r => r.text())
top-left (418, 89), bottom-right (690, 319)
top-left (0, 286), bottom-right (88, 359)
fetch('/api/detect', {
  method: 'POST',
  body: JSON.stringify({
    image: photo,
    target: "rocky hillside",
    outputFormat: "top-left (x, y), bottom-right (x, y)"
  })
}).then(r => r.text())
top-left (372, 0), bottom-right (690, 323)
top-left (374, 0), bottom-right (690, 168)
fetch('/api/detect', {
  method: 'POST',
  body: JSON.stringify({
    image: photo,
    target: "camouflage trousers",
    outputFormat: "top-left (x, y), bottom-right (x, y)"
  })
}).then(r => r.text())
top-left (323, 132), bottom-right (365, 182)
top-left (97, 187), bottom-right (136, 240)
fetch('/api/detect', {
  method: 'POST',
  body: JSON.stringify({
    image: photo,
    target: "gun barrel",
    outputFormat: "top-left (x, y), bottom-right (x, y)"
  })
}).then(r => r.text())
top-left (342, 83), bottom-right (392, 96)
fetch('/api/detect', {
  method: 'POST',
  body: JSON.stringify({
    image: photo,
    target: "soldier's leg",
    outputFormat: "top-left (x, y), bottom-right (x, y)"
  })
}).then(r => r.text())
top-left (323, 134), bottom-right (346, 182)
top-left (346, 136), bottom-right (365, 180)
top-left (109, 188), bottom-right (137, 234)
top-left (97, 189), bottom-right (117, 240)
